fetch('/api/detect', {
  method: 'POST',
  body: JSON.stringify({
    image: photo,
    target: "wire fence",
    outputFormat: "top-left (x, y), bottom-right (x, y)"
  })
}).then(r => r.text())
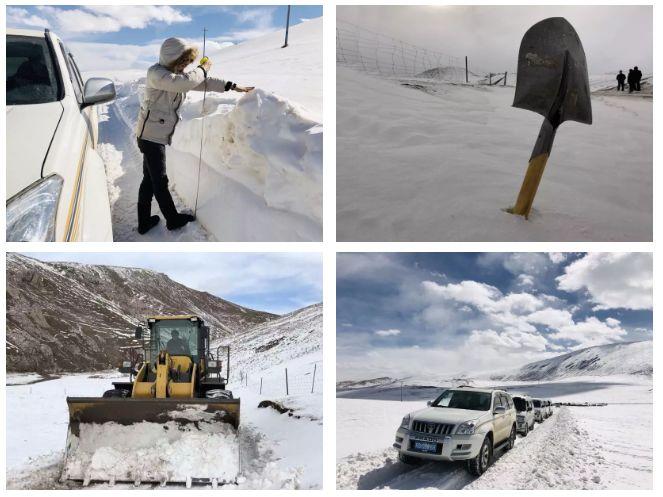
top-left (336, 20), bottom-right (512, 86)
top-left (238, 361), bottom-right (322, 396)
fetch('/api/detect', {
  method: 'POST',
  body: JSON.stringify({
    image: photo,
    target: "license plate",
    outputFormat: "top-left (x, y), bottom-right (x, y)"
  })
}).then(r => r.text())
top-left (412, 440), bottom-right (439, 454)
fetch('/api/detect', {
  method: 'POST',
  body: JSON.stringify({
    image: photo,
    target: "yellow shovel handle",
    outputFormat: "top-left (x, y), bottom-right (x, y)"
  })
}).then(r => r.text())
top-left (509, 153), bottom-right (550, 219)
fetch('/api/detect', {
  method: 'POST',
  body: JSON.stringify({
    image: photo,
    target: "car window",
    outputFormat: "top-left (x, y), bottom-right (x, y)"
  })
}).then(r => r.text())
top-left (513, 396), bottom-right (526, 412)
top-left (431, 390), bottom-right (492, 411)
top-left (493, 394), bottom-right (503, 408)
top-left (59, 41), bottom-right (83, 104)
top-left (6, 34), bottom-right (62, 104)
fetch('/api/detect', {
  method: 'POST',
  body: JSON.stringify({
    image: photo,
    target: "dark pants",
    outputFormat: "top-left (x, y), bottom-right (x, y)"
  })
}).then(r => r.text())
top-left (635, 80), bottom-right (641, 91)
top-left (137, 138), bottom-right (178, 226)
top-left (617, 81), bottom-right (625, 91)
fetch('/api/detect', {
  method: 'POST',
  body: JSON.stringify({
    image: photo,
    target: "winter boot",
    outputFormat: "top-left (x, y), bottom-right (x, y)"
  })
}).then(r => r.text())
top-left (138, 215), bottom-right (160, 235)
top-left (167, 213), bottom-right (196, 231)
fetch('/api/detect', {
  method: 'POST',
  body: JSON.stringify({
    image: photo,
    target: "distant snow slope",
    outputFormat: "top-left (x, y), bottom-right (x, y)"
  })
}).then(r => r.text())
top-left (495, 340), bottom-right (652, 381)
top-left (337, 66), bottom-right (652, 242)
top-left (98, 18), bottom-right (322, 241)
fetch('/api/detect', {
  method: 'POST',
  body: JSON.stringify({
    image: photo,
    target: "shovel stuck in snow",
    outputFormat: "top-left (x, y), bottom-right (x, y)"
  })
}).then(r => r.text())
top-left (508, 17), bottom-right (592, 218)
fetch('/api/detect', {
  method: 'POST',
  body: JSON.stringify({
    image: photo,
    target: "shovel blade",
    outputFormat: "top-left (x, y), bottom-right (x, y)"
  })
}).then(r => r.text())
top-left (513, 17), bottom-right (592, 125)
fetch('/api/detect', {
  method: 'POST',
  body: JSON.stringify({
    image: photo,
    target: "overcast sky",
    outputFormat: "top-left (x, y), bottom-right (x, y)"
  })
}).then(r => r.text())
top-left (21, 252), bottom-right (322, 315)
top-left (338, 5), bottom-right (652, 74)
top-left (7, 5), bottom-right (322, 73)
top-left (337, 252), bottom-right (652, 381)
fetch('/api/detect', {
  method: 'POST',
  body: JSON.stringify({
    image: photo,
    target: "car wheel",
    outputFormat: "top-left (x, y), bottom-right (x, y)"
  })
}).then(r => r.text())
top-left (522, 422), bottom-right (528, 437)
top-left (506, 425), bottom-right (516, 450)
top-left (398, 452), bottom-right (422, 466)
top-left (467, 436), bottom-right (492, 476)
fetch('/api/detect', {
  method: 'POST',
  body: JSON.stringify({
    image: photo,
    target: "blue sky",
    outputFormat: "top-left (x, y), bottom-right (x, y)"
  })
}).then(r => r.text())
top-left (337, 253), bottom-right (652, 380)
top-left (6, 5), bottom-right (322, 71)
top-left (21, 252), bottom-right (322, 315)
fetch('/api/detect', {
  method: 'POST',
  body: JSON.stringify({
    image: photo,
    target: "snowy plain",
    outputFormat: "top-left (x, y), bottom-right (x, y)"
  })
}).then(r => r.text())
top-left (6, 305), bottom-right (323, 489)
top-left (336, 66), bottom-right (652, 241)
top-left (336, 374), bottom-right (652, 490)
top-left (93, 18), bottom-right (322, 241)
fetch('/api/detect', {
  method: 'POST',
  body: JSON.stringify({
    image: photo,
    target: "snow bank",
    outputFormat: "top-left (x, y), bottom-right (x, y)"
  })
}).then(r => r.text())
top-left (62, 420), bottom-right (239, 484)
top-left (172, 89), bottom-right (322, 229)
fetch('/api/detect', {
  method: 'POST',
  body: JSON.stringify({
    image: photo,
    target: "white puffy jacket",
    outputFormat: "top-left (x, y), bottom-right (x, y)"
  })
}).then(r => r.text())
top-left (136, 37), bottom-right (231, 145)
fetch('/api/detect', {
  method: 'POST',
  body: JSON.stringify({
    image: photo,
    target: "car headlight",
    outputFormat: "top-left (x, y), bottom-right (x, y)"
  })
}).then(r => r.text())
top-left (7, 175), bottom-right (64, 241)
top-left (400, 414), bottom-right (411, 429)
top-left (456, 421), bottom-right (476, 435)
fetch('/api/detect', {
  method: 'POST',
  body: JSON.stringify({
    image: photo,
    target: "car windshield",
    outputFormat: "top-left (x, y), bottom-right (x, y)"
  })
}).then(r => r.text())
top-left (151, 319), bottom-right (199, 360)
top-left (431, 389), bottom-right (491, 411)
top-left (513, 397), bottom-right (527, 412)
top-left (532, 400), bottom-right (542, 407)
top-left (7, 35), bottom-right (61, 105)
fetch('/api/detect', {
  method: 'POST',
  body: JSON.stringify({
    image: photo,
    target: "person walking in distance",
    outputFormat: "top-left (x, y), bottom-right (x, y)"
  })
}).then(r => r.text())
top-left (627, 68), bottom-right (635, 93)
top-left (616, 70), bottom-right (626, 91)
top-left (135, 37), bottom-right (254, 234)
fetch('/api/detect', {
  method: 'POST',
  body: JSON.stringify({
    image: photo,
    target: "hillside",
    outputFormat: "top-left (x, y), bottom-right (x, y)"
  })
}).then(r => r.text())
top-left (495, 340), bottom-right (652, 381)
top-left (6, 254), bottom-right (276, 373)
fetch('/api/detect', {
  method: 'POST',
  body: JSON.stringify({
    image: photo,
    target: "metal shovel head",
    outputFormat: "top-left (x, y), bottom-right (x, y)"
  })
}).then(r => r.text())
top-left (61, 397), bottom-right (240, 486)
top-left (513, 17), bottom-right (592, 125)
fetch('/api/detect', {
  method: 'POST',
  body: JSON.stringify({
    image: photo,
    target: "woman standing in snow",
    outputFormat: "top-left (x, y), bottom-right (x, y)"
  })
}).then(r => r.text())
top-left (135, 37), bottom-right (253, 234)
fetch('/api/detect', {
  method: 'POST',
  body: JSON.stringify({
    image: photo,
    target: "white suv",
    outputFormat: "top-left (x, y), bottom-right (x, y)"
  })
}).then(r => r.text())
top-left (532, 398), bottom-right (545, 422)
top-left (512, 394), bottom-right (535, 436)
top-left (394, 387), bottom-right (517, 475)
top-left (6, 28), bottom-right (115, 241)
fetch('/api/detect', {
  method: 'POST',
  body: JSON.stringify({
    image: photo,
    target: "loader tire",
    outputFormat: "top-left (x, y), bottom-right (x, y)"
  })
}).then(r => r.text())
top-left (102, 388), bottom-right (130, 398)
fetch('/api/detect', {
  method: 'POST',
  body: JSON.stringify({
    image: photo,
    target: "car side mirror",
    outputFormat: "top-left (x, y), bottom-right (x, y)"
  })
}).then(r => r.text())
top-left (493, 405), bottom-right (506, 415)
top-left (82, 77), bottom-right (116, 108)
top-left (427, 400), bottom-right (432, 407)
top-left (135, 326), bottom-right (143, 339)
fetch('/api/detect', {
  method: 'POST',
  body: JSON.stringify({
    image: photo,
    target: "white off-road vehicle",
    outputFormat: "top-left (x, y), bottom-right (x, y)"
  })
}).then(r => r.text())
top-left (394, 387), bottom-right (517, 476)
top-left (544, 399), bottom-right (553, 418)
top-left (6, 28), bottom-right (115, 241)
top-left (512, 394), bottom-right (535, 436)
top-left (532, 398), bottom-right (545, 422)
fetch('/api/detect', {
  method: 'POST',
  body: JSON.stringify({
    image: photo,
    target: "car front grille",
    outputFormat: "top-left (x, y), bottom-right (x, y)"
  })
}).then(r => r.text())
top-left (411, 420), bottom-right (455, 435)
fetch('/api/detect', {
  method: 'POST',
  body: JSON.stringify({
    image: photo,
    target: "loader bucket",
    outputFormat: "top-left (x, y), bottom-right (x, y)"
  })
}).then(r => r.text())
top-left (61, 397), bottom-right (241, 487)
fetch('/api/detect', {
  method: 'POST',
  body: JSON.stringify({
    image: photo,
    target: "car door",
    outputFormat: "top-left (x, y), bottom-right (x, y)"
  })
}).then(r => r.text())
top-left (492, 393), bottom-right (506, 442)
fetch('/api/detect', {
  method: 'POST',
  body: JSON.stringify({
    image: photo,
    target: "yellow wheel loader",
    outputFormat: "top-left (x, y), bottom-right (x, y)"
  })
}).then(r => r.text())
top-left (61, 315), bottom-right (240, 487)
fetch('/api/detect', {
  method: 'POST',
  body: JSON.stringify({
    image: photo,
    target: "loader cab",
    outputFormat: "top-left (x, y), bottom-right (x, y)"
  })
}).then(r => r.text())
top-left (147, 316), bottom-right (204, 364)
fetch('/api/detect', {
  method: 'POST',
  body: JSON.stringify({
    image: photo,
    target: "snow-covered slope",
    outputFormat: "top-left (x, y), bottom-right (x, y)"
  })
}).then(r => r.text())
top-left (217, 303), bottom-right (322, 381)
top-left (494, 340), bottom-right (652, 381)
top-left (99, 18), bottom-right (322, 242)
top-left (6, 254), bottom-right (275, 373)
top-left (337, 66), bottom-right (652, 242)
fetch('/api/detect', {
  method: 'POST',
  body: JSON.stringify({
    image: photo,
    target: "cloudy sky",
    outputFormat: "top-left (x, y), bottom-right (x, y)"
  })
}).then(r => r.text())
top-left (21, 252), bottom-right (322, 315)
top-left (7, 5), bottom-right (322, 72)
top-left (337, 252), bottom-right (652, 381)
top-left (338, 5), bottom-right (652, 74)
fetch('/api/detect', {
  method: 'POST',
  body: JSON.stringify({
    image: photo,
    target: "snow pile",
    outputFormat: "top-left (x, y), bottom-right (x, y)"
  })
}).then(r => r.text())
top-left (62, 420), bottom-right (239, 484)
top-left (337, 66), bottom-right (652, 242)
top-left (172, 89), bottom-right (322, 227)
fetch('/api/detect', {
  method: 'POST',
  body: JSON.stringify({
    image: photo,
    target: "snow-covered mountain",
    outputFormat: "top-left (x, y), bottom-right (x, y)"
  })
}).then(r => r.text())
top-left (6, 254), bottom-right (276, 373)
top-left (220, 302), bottom-right (322, 380)
top-left (494, 340), bottom-right (652, 381)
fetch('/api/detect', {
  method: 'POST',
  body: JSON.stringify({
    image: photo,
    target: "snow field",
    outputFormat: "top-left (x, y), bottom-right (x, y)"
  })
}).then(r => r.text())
top-left (336, 65), bottom-right (652, 241)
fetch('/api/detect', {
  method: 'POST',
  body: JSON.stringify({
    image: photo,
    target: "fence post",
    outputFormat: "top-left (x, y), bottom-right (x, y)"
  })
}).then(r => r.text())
top-left (465, 56), bottom-right (468, 83)
top-left (400, 382), bottom-right (403, 402)
top-left (285, 368), bottom-right (289, 395)
top-left (489, 73), bottom-right (492, 85)
top-left (311, 363), bottom-right (317, 393)
top-left (504, 71), bottom-right (507, 86)
top-left (260, 377), bottom-right (263, 395)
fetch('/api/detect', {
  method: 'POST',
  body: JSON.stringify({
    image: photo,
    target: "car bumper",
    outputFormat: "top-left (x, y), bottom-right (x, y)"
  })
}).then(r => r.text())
top-left (394, 427), bottom-right (484, 461)
top-left (516, 418), bottom-right (528, 431)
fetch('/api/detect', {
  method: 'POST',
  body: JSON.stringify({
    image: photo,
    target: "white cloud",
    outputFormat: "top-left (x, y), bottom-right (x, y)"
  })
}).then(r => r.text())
top-left (548, 252), bottom-right (567, 264)
top-left (36, 6), bottom-right (190, 35)
top-left (517, 274), bottom-right (534, 287)
top-left (526, 308), bottom-right (574, 329)
top-left (557, 253), bottom-right (653, 310)
top-left (375, 329), bottom-right (401, 337)
top-left (6, 7), bottom-right (50, 28)
top-left (551, 316), bottom-right (628, 349)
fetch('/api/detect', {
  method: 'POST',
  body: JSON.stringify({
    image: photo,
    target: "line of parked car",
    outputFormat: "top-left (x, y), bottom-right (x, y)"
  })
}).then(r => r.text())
top-left (394, 386), bottom-right (554, 476)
